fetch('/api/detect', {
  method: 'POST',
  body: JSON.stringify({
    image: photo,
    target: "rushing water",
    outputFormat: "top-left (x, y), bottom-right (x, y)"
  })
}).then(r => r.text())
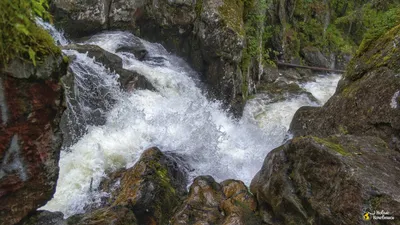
top-left (38, 21), bottom-right (341, 217)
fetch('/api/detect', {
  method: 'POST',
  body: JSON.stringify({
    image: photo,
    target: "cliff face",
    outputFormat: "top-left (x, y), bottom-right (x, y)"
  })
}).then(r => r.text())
top-left (251, 24), bottom-right (400, 225)
top-left (0, 56), bottom-right (68, 225)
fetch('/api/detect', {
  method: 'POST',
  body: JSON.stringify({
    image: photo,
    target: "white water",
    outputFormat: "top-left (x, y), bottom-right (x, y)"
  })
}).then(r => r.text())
top-left (39, 22), bottom-right (341, 217)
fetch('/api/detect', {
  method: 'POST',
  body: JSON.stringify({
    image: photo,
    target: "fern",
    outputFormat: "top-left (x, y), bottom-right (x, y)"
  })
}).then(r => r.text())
top-left (0, 0), bottom-right (60, 68)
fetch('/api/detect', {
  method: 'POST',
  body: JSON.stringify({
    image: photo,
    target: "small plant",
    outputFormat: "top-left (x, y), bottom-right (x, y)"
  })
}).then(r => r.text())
top-left (0, 0), bottom-right (60, 68)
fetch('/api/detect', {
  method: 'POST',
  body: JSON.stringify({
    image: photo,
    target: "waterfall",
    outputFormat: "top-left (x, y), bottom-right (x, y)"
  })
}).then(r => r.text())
top-left (37, 21), bottom-right (341, 217)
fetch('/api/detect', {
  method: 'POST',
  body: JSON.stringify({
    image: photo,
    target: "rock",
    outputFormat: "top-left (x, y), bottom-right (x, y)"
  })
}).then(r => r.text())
top-left (256, 81), bottom-right (318, 104)
top-left (67, 206), bottom-right (138, 225)
top-left (261, 65), bottom-right (280, 83)
top-left (290, 25), bottom-right (400, 150)
top-left (108, 0), bottom-right (147, 30)
top-left (301, 46), bottom-right (330, 68)
top-left (251, 135), bottom-right (400, 225)
top-left (220, 180), bottom-right (260, 225)
top-left (100, 147), bottom-right (188, 225)
top-left (171, 176), bottom-right (260, 225)
top-left (19, 211), bottom-right (67, 225)
top-left (172, 176), bottom-right (225, 224)
top-left (51, 0), bottom-right (111, 38)
top-left (63, 44), bottom-right (154, 91)
top-left (0, 55), bottom-right (67, 225)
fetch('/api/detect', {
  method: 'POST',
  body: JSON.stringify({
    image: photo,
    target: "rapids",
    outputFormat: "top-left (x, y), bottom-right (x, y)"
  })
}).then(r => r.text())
top-left (38, 21), bottom-right (341, 217)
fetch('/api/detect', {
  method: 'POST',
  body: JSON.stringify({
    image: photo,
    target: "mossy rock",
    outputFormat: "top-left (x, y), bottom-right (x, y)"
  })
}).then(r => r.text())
top-left (100, 147), bottom-right (188, 225)
top-left (251, 135), bottom-right (400, 225)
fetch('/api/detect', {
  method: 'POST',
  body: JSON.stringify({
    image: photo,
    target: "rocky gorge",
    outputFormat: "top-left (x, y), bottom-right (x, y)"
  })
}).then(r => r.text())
top-left (1, 0), bottom-right (400, 225)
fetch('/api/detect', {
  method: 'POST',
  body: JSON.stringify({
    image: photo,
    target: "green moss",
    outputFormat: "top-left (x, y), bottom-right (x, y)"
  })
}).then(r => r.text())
top-left (218, 0), bottom-right (245, 36)
top-left (62, 55), bottom-right (69, 64)
top-left (341, 83), bottom-right (360, 97)
top-left (338, 125), bottom-right (349, 135)
top-left (0, 0), bottom-right (60, 68)
top-left (195, 0), bottom-right (203, 16)
top-left (311, 136), bottom-right (350, 156)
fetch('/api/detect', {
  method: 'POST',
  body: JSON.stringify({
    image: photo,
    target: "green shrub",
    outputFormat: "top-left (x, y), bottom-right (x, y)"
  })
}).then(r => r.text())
top-left (0, 0), bottom-right (60, 68)
top-left (358, 4), bottom-right (400, 53)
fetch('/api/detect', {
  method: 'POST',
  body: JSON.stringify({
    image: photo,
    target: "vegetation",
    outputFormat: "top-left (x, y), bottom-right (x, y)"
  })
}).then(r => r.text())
top-left (0, 0), bottom-right (60, 68)
top-left (261, 0), bottom-right (400, 64)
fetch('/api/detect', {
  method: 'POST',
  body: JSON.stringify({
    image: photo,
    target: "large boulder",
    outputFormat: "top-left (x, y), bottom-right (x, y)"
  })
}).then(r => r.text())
top-left (51, 0), bottom-right (111, 38)
top-left (171, 176), bottom-right (260, 225)
top-left (301, 46), bottom-right (330, 68)
top-left (0, 55), bottom-right (67, 224)
top-left (251, 135), bottom-right (400, 225)
top-left (98, 147), bottom-right (188, 225)
top-left (290, 25), bottom-right (400, 150)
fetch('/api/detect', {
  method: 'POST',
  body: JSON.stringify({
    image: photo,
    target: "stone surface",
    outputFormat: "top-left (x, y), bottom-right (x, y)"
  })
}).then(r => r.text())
top-left (67, 206), bottom-right (138, 225)
top-left (51, 0), bottom-right (111, 38)
top-left (99, 147), bottom-right (188, 225)
top-left (19, 211), bottom-right (67, 225)
top-left (0, 55), bottom-right (67, 225)
top-left (251, 135), bottom-right (400, 225)
top-left (171, 176), bottom-right (260, 225)
top-left (301, 46), bottom-right (330, 68)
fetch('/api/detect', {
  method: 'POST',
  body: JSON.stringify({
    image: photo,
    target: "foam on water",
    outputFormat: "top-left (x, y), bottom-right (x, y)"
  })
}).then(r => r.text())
top-left (39, 26), bottom-right (341, 216)
top-left (301, 74), bottom-right (341, 104)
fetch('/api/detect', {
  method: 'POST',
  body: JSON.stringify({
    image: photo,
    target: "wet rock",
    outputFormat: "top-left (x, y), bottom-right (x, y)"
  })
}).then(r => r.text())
top-left (51, 0), bottom-right (111, 38)
top-left (108, 0), bottom-right (147, 30)
top-left (63, 44), bottom-right (154, 91)
top-left (256, 81), bottom-right (318, 104)
top-left (99, 147), bottom-right (188, 225)
top-left (171, 176), bottom-right (260, 225)
top-left (67, 206), bottom-right (138, 225)
top-left (0, 55), bottom-right (67, 225)
top-left (301, 46), bottom-right (330, 68)
top-left (220, 180), bottom-right (260, 225)
top-left (172, 176), bottom-right (225, 224)
top-left (290, 25), bottom-right (400, 150)
top-left (251, 135), bottom-right (400, 225)
top-left (19, 211), bottom-right (66, 225)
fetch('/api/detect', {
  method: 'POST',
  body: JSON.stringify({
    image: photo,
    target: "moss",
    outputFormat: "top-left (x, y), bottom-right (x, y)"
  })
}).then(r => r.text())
top-left (218, 0), bottom-right (245, 36)
top-left (62, 55), bottom-right (70, 64)
top-left (338, 125), bottom-right (349, 135)
top-left (341, 83), bottom-right (360, 97)
top-left (311, 136), bottom-right (350, 156)
top-left (0, 0), bottom-right (61, 68)
top-left (195, 0), bottom-right (203, 16)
